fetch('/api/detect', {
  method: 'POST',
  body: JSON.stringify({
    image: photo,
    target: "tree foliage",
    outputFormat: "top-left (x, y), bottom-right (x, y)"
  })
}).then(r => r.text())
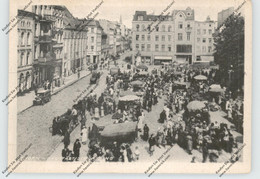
top-left (213, 13), bottom-right (244, 92)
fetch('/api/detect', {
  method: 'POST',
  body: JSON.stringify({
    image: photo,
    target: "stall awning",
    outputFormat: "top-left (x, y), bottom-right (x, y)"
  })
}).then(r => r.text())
top-left (154, 56), bottom-right (172, 60)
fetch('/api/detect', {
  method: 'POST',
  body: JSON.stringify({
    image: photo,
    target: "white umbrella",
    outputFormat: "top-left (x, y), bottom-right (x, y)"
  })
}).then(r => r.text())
top-left (194, 75), bottom-right (207, 80)
top-left (209, 84), bottom-right (224, 93)
top-left (119, 95), bottom-right (140, 101)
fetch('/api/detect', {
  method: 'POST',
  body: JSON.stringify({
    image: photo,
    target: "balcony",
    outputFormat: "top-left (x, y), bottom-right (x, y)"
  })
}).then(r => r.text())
top-left (39, 35), bottom-right (54, 43)
top-left (185, 27), bottom-right (192, 32)
top-left (38, 52), bottom-right (56, 64)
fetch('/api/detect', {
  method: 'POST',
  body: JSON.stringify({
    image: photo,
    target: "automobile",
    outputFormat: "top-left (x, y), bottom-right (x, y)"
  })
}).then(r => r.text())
top-left (33, 89), bottom-right (51, 105)
top-left (90, 71), bottom-right (100, 84)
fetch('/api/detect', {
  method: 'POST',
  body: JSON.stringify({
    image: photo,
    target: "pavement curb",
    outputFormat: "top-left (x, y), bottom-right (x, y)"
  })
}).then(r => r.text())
top-left (18, 71), bottom-right (91, 115)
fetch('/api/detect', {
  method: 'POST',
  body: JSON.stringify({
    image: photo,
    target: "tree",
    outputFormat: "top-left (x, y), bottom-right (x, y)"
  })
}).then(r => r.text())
top-left (213, 13), bottom-right (244, 93)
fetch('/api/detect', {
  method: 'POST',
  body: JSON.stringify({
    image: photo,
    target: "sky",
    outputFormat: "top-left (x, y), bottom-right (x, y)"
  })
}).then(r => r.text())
top-left (64, 0), bottom-right (246, 28)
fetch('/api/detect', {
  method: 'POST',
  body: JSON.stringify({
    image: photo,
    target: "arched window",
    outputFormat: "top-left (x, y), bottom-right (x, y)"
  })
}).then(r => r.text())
top-left (162, 25), bottom-right (165, 32)
top-left (26, 52), bottom-right (30, 65)
top-left (168, 25), bottom-right (172, 32)
top-left (142, 24), bottom-right (145, 31)
top-left (136, 24), bottom-right (140, 31)
top-left (20, 52), bottom-right (24, 66)
top-left (27, 32), bottom-right (30, 45)
top-left (21, 32), bottom-right (25, 45)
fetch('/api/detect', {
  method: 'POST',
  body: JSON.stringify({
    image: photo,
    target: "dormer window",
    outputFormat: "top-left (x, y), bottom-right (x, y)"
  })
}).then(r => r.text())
top-left (137, 16), bottom-right (143, 21)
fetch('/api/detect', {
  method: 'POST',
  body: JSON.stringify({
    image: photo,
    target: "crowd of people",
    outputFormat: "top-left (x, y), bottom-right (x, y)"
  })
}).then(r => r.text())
top-left (53, 61), bottom-right (244, 163)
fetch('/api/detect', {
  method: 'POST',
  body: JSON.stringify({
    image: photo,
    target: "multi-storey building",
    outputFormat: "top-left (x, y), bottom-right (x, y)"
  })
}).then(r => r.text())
top-left (195, 16), bottom-right (217, 62)
top-left (132, 8), bottom-right (217, 65)
top-left (132, 11), bottom-right (175, 65)
top-left (86, 20), bottom-right (102, 64)
top-left (32, 5), bottom-right (88, 82)
top-left (173, 7), bottom-right (195, 64)
top-left (17, 10), bottom-right (35, 92)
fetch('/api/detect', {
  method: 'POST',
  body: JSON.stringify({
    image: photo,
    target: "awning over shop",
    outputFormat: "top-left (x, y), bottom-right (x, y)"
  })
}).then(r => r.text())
top-left (154, 56), bottom-right (172, 60)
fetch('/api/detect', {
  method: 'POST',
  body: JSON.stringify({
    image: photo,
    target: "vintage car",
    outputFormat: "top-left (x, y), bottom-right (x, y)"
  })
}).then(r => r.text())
top-left (90, 71), bottom-right (101, 84)
top-left (33, 89), bottom-right (51, 105)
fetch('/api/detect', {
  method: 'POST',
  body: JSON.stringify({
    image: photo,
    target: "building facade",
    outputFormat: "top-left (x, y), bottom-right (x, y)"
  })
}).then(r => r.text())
top-left (132, 11), bottom-right (175, 65)
top-left (17, 10), bottom-right (35, 92)
top-left (86, 20), bottom-right (102, 64)
top-left (132, 8), bottom-right (216, 65)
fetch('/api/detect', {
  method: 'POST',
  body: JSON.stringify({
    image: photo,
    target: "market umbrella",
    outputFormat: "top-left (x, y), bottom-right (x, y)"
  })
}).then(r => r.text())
top-left (136, 64), bottom-right (148, 70)
top-left (100, 122), bottom-right (137, 137)
top-left (174, 81), bottom-right (187, 86)
top-left (187, 100), bottom-right (206, 112)
top-left (112, 112), bottom-right (123, 119)
top-left (209, 84), bottom-right (224, 93)
top-left (120, 90), bottom-right (136, 97)
top-left (131, 80), bottom-right (143, 86)
top-left (138, 71), bottom-right (149, 75)
top-left (119, 95), bottom-right (140, 101)
top-left (194, 75), bottom-right (207, 81)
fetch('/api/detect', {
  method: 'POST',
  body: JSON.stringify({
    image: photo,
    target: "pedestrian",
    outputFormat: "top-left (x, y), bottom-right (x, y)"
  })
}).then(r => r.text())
top-left (73, 139), bottom-right (81, 161)
top-left (148, 134), bottom-right (156, 156)
top-left (52, 117), bottom-right (59, 136)
top-left (64, 129), bottom-right (70, 148)
top-left (202, 140), bottom-right (209, 163)
top-left (134, 146), bottom-right (140, 161)
top-left (81, 126), bottom-right (88, 145)
top-left (186, 135), bottom-right (193, 155)
top-left (143, 124), bottom-right (149, 141)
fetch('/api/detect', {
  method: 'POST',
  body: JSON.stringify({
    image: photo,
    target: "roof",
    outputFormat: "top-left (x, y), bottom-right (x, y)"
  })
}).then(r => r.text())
top-left (133, 11), bottom-right (172, 21)
top-left (17, 10), bottom-right (37, 19)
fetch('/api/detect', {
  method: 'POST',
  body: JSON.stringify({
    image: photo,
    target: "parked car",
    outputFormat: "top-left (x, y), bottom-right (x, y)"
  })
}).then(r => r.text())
top-left (33, 89), bottom-right (51, 105)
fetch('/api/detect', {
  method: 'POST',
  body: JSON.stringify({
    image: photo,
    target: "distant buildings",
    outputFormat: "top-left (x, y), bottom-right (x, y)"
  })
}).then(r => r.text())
top-left (17, 6), bottom-right (130, 93)
top-left (217, 7), bottom-right (234, 27)
top-left (132, 7), bottom-right (217, 65)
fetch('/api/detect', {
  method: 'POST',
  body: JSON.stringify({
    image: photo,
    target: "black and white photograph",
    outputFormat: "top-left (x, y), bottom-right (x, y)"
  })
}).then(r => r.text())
top-left (5, 0), bottom-right (252, 174)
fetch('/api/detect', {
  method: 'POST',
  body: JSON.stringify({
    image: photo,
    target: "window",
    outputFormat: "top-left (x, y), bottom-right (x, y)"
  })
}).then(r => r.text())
top-left (197, 29), bottom-right (200, 35)
top-left (178, 33), bottom-right (183, 41)
top-left (197, 38), bottom-right (200, 43)
top-left (156, 26), bottom-right (159, 31)
top-left (142, 25), bottom-right (145, 31)
top-left (178, 22), bottom-right (183, 29)
top-left (162, 25), bottom-right (165, 32)
top-left (20, 53), bottom-right (24, 66)
top-left (187, 32), bottom-right (191, 41)
top-left (162, 45), bottom-right (165, 51)
top-left (168, 45), bottom-right (171, 52)
top-left (208, 29), bottom-right (212, 34)
top-left (187, 23), bottom-right (191, 28)
top-left (202, 46), bottom-right (206, 52)
top-left (202, 38), bottom-right (206, 43)
top-left (147, 44), bottom-right (151, 51)
top-left (136, 44), bottom-right (139, 50)
top-left (162, 35), bottom-right (165, 41)
top-left (136, 24), bottom-right (140, 31)
top-left (203, 29), bottom-right (206, 34)
top-left (168, 25), bottom-right (172, 32)
top-left (26, 52), bottom-right (30, 65)
top-left (27, 33), bottom-right (30, 45)
top-left (141, 35), bottom-right (145, 41)
top-left (209, 38), bottom-right (212, 43)
top-left (21, 32), bottom-right (25, 45)
top-left (137, 16), bottom-right (143, 21)
top-left (136, 35), bottom-right (139, 41)
top-left (168, 35), bottom-right (171, 41)
top-left (141, 44), bottom-right (145, 51)
top-left (155, 44), bottom-right (159, 51)
top-left (91, 46), bottom-right (94, 51)
top-left (176, 45), bottom-right (192, 53)
top-left (155, 35), bottom-right (159, 41)
top-left (208, 46), bottom-right (212, 52)
top-left (147, 35), bottom-right (151, 41)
